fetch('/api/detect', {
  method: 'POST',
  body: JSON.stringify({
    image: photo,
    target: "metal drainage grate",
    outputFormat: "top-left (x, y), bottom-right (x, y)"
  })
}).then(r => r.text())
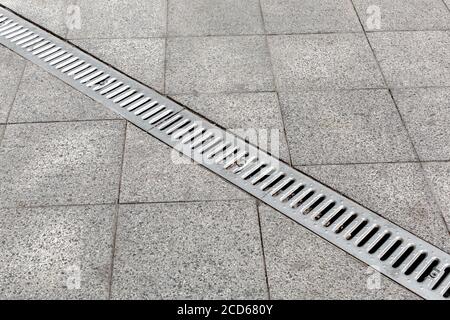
top-left (1, 5), bottom-right (449, 300)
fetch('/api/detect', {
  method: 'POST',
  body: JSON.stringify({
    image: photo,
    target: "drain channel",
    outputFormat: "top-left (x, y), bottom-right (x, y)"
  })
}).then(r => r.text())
top-left (1, 5), bottom-right (449, 300)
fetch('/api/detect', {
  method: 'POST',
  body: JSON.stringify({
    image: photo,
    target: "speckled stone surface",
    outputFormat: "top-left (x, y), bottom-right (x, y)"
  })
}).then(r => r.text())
top-left (268, 33), bottom-right (384, 91)
top-left (423, 162), bottom-right (450, 230)
top-left (0, 205), bottom-right (115, 299)
top-left (66, 0), bottom-right (166, 39)
top-left (392, 88), bottom-right (450, 161)
top-left (166, 36), bottom-right (274, 94)
top-left (368, 31), bottom-right (450, 87)
top-left (0, 121), bottom-right (125, 207)
top-left (168, 0), bottom-right (264, 36)
top-left (259, 204), bottom-right (419, 300)
top-left (111, 200), bottom-right (267, 299)
top-left (0, 0), bottom-right (69, 37)
top-left (0, 0), bottom-right (449, 300)
top-left (279, 89), bottom-right (416, 165)
top-left (173, 92), bottom-right (290, 162)
top-left (297, 163), bottom-right (450, 253)
top-left (261, 0), bottom-right (362, 34)
top-left (73, 38), bottom-right (166, 93)
top-left (0, 46), bottom-right (25, 124)
top-left (353, 0), bottom-right (450, 31)
top-left (119, 125), bottom-right (248, 203)
top-left (8, 63), bottom-right (118, 123)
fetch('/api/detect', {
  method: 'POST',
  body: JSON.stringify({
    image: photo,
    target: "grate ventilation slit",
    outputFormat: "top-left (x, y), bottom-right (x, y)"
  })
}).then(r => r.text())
top-left (311, 201), bottom-right (336, 221)
top-left (73, 66), bottom-right (97, 80)
top-left (198, 136), bottom-right (222, 154)
top-left (334, 213), bottom-right (357, 234)
top-left (43, 49), bottom-right (66, 62)
top-left (323, 207), bottom-right (346, 227)
top-left (134, 101), bottom-right (158, 115)
top-left (119, 93), bottom-right (144, 107)
top-left (87, 74), bottom-right (109, 88)
top-left (36, 46), bottom-right (59, 58)
top-left (5, 26), bottom-right (27, 39)
top-left (417, 259), bottom-right (440, 283)
top-left (112, 89), bottom-right (136, 103)
top-left (345, 220), bottom-right (368, 240)
top-left (392, 245), bottom-right (415, 268)
top-left (403, 252), bottom-right (427, 275)
top-left (290, 188), bottom-right (314, 209)
top-left (431, 266), bottom-right (450, 290)
top-left (79, 70), bottom-right (102, 84)
top-left (367, 232), bottom-right (391, 254)
top-left (355, 225), bottom-right (380, 247)
top-left (54, 56), bottom-right (77, 69)
top-left (260, 172), bottom-right (285, 192)
top-left (60, 59), bottom-right (84, 73)
top-left (20, 36), bottom-right (42, 48)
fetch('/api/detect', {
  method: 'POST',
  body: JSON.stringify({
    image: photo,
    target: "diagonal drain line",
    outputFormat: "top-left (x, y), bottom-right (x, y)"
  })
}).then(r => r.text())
top-left (1, 5), bottom-right (449, 300)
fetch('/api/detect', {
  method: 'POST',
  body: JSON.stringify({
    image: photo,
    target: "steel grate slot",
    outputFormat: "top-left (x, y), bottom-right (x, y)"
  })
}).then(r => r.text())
top-left (356, 225), bottom-right (380, 247)
top-left (10, 30), bottom-right (32, 42)
top-left (323, 207), bottom-right (347, 227)
top-left (432, 267), bottom-right (450, 290)
top-left (417, 259), bottom-right (440, 283)
top-left (392, 246), bottom-right (415, 268)
top-left (5, 27), bottom-right (27, 39)
top-left (404, 252), bottom-right (427, 275)
top-left (2, 6), bottom-right (449, 299)
top-left (37, 46), bottom-right (59, 58)
top-left (345, 220), bottom-right (368, 240)
top-left (43, 50), bottom-right (66, 62)
top-left (380, 239), bottom-right (403, 261)
top-left (334, 213), bottom-right (357, 234)
top-left (368, 232), bottom-right (391, 254)
top-left (311, 201), bottom-right (335, 221)
top-left (367, 231), bottom-right (391, 254)
top-left (292, 189), bottom-right (315, 209)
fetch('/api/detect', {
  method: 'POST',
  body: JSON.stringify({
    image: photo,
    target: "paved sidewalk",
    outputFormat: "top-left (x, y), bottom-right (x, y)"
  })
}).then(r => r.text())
top-left (0, 0), bottom-right (449, 299)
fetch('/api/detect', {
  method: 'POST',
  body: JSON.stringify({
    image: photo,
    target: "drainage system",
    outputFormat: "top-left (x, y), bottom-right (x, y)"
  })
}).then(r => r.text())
top-left (0, 5), bottom-right (449, 300)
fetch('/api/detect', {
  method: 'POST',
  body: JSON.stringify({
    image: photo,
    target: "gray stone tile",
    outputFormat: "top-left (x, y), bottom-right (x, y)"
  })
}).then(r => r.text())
top-left (0, 121), bottom-right (125, 207)
top-left (119, 125), bottom-right (248, 203)
top-left (279, 89), bottom-right (416, 165)
top-left (0, 46), bottom-right (25, 124)
top-left (112, 200), bottom-right (267, 299)
top-left (168, 0), bottom-right (264, 36)
top-left (173, 92), bottom-right (290, 162)
top-left (259, 204), bottom-right (418, 299)
top-left (166, 36), bottom-right (274, 94)
top-left (268, 34), bottom-right (384, 91)
top-left (423, 162), bottom-right (450, 230)
top-left (392, 88), bottom-right (450, 161)
top-left (353, 0), bottom-right (450, 31)
top-left (446, 0), bottom-right (450, 8)
top-left (0, 205), bottom-right (114, 299)
top-left (368, 31), bottom-right (450, 87)
top-left (66, 0), bottom-right (166, 39)
top-left (297, 163), bottom-right (450, 253)
top-left (73, 38), bottom-right (165, 92)
top-left (0, 0), bottom-right (69, 37)
top-left (0, 125), bottom-right (4, 143)
top-left (8, 63), bottom-right (118, 123)
top-left (261, 0), bottom-right (362, 34)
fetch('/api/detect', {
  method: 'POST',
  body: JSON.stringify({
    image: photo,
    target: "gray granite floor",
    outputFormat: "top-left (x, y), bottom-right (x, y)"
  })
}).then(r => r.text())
top-left (0, 0), bottom-right (449, 300)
